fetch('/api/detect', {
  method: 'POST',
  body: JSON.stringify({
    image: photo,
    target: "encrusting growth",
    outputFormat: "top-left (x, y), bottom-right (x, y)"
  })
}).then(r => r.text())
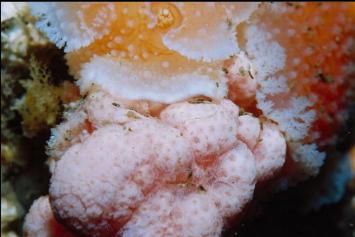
top-left (20, 2), bottom-right (355, 237)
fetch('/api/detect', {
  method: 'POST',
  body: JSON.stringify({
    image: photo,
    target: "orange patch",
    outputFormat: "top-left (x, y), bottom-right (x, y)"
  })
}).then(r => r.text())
top-left (260, 3), bottom-right (355, 144)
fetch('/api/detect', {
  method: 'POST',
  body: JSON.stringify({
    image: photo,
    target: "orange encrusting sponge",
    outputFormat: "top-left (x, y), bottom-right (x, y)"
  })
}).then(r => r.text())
top-left (260, 2), bottom-right (354, 145)
top-left (66, 3), bottom-right (201, 76)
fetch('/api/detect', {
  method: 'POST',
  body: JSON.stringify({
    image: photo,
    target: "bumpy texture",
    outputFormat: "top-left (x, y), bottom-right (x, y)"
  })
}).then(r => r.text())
top-left (23, 196), bottom-right (75, 237)
top-left (22, 2), bottom-right (354, 237)
top-left (122, 190), bottom-right (223, 237)
top-left (27, 95), bottom-right (285, 237)
top-left (160, 100), bottom-right (239, 159)
top-left (50, 120), bottom-right (193, 236)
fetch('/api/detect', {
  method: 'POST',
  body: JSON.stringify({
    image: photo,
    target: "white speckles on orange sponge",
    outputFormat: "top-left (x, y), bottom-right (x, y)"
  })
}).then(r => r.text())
top-left (24, 2), bottom-right (355, 236)
top-left (245, 23), bottom-right (317, 143)
top-left (30, 3), bottom-right (116, 52)
top-left (245, 25), bottom-right (286, 79)
top-left (163, 3), bottom-right (259, 61)
top-left (30, 3), bottom-right (258, 63)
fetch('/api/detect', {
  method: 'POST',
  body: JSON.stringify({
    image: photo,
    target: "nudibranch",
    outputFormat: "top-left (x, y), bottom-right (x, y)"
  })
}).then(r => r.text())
top-left (22, 2), bottom-right (354, 237)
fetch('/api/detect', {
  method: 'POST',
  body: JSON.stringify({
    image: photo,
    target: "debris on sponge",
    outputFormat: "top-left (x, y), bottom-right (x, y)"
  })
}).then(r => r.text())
top-left (22, 3), bottom-right (354, 236)
top-left (0, 2), bottom-right (353, 237)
